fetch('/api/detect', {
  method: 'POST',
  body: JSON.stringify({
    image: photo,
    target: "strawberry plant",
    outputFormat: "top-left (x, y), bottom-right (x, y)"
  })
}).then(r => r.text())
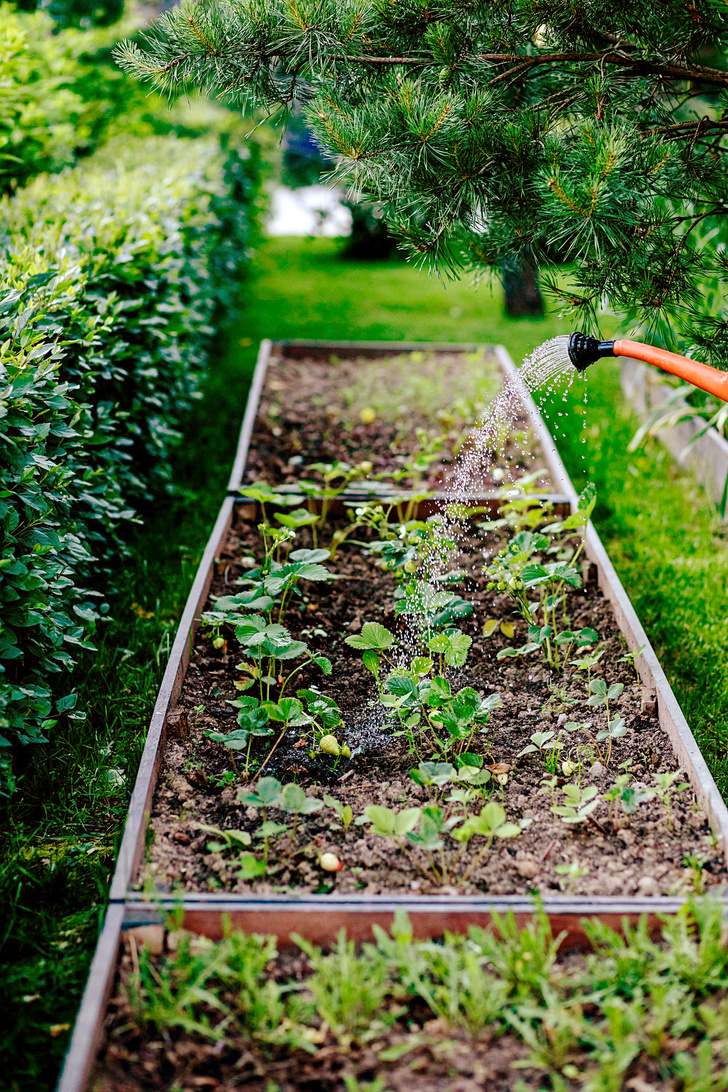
top-left (346, 623), bottom-right (500, 761)
top-left (486, 485), bottom-right (598, 670)
top-left (552, 784), bottom-right (601, 826)
top-left (603, 773), bottom-right (654, 831)
top-left (587, 679), bottom-right (629, 767)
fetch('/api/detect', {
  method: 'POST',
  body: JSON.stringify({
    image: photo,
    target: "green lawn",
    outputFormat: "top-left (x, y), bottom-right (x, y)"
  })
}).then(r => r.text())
top-left (4, 234), bottom-right (727, 1092)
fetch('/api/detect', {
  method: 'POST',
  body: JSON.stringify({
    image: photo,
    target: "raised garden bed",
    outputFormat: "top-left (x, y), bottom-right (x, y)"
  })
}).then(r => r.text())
top-left (143, 507), bottom-right (722, 900)
top-left (94, 900), bottom-right (728, 1092)
top-left (239, 342), bottom-right (549, 495)
top-left (59, 341), bottom-right (728, 1092)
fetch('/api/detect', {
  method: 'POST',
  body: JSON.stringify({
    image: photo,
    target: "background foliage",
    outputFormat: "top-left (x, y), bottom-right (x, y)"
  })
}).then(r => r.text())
top-left (119, 0), bottom-right (728, 365)
top-left (0, 128), bottom-right (263, 794)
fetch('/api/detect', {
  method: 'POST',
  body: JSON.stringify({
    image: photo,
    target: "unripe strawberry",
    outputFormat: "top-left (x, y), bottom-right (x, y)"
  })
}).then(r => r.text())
top-left (319, 734), bottom-right (341, 756)
top-left (320, 852), bottom-right (343, 872)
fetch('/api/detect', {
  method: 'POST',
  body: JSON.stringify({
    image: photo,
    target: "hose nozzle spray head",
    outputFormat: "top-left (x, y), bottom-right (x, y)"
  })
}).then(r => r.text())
top-left (568, 332), bottom-right (616, 372)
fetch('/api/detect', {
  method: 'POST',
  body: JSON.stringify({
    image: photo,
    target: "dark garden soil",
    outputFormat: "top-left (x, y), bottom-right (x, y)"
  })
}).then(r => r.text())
top-left (132, 347), bottom-right (727, 901)
top-left (140, 508), bottom-right (726, 900)
top-left (243, 350), bottom-right (552, 493)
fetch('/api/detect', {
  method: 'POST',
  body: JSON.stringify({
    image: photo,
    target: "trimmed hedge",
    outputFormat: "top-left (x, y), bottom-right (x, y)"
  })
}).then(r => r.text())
top-left (0, 129), bottom-right (263, 792)
top-left (0, 4), bottom-right (212, 196)
top-left (0, 5), bottom-right (118, 192)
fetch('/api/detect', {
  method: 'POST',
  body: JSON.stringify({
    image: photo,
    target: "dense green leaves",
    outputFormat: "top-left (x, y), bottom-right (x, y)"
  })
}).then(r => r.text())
top-left (120, 0), bottom-right (728, 364)
top-left (0, 129), bottom-right (263, 792)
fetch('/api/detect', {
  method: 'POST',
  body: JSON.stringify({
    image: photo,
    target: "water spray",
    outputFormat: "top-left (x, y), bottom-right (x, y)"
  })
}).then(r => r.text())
top-left (568, 332), bottom-right (728, 403)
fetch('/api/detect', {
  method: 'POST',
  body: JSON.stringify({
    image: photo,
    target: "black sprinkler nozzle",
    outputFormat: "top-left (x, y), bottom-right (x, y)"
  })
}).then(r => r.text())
top-left (568, 332), bottom-right (616, 372)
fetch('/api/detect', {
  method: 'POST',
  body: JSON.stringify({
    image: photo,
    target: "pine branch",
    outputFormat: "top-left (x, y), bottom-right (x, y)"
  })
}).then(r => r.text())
top-left (114, 0), bottom-right (728, 365)
top-left (644, 117), bottom-right (728, 138)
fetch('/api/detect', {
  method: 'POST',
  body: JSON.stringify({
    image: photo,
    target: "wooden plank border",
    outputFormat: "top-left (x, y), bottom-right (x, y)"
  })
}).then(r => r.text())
top-left (227, 338), bottom-right (273, 494)
top-left (56, 905), bottom-right (125, 1092)
top-left (496, 345), bottom-right (728, 857)
top-left (122, 894), bottom-right (694, 951)
top-left (109, 497), bottom-right (237, 900)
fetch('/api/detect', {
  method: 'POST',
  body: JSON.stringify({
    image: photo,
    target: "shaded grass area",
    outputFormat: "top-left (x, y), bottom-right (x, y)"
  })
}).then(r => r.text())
top-left (4, 235), bottom-right (727, 1090)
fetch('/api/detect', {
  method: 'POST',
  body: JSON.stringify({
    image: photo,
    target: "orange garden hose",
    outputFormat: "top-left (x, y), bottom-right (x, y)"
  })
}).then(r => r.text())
top-left (568, 331), bottom-right (728, 403)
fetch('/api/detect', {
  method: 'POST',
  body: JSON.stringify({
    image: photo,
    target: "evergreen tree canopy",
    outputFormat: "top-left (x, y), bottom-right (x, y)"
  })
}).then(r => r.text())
top-left (118, 1), bottom-right (728, 363)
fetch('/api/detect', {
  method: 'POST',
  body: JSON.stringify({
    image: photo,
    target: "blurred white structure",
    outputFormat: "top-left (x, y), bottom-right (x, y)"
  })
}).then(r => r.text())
top-left (267, 185), bottom-right (352, 237)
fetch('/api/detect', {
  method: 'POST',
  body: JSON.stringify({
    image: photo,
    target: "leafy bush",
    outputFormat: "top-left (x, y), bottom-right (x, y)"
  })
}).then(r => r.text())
top-left (0, 128), bottom-right (263, 792)
top-left (0, 4), bottom-right (217, 196)
top-left (0, 6), bottom-right (93, 191)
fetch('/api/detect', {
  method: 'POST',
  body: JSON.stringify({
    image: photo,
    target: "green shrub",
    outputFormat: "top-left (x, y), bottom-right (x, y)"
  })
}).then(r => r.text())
top-left (0, 6), bottom-right (91, 190)
top-left (0, 5), bottom-right (216, 195)
top-left (0, 128), bottom-right (263, 792)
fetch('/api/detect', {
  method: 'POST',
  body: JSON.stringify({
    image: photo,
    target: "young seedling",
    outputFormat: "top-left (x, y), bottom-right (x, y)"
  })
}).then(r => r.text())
top-left (552, 784), bottom-right (601, 826)
top-left (211, 770), bottom-right (236, 788)
top-left (454, 753), bottom-right (492, 792)
top-left (410, 760), bottom-right (456, 797)
top-left (596, 715), bottom-right (630, 769)
top-left (345, 621), bottom-right (396, 679)
top-left (357, 804), bottom-right (422, 841)
top-left (651, 771), bottom-right (691, 832)
top-left (406, 805), bottom-right (465, 884)
top-left (587, 678), bottom-right (623, 715)
top-left (258, 696), bottom-right (312, 774)
top-left (572, 646), bottom-right (605, 687)
top-left (356, 804), bottom-right (427, 877)
top-left (427, 629), bottom-right (472, 673)
top-left (197, 825), bottom-right (267, 880)
top-left (587, 679), bottom-right (627, 767)
top-left (603, 773), bottom-right (654, 831)
top-left (298, 459), bottom-right (380, 533)
top-left (482, 618), bottom-right (516, 639)
top-left (453, 802), bottom-right (529, 882)
top-left (538, 775), bottom-right (559, 809)
top-left (198, 824), bottom-right (252, 854)
top-left (293, 929), bottom-right (394, 1047)
top-left (517, 731), bottom-right (564, 775)
top-left (617, 643), bottom-right (646, 681)
top-left (240, 478), bottom-right (302, 511)
top-left (237, 776), bottom-right (323, 860)
top-left (206, 696), bottom-right (275, 779)
top-left (324, 795), bottom-right (353, 830)
top-left (555, 860), bottom-right (590, 894)
top-left (486, 484), bottom-right (597, 670)
top-left (682, 853), bottom-right (709, 895)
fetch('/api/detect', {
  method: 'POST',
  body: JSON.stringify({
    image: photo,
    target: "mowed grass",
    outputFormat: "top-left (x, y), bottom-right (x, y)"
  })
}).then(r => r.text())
top-left (3, 234), bottom-right (727, 1091)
